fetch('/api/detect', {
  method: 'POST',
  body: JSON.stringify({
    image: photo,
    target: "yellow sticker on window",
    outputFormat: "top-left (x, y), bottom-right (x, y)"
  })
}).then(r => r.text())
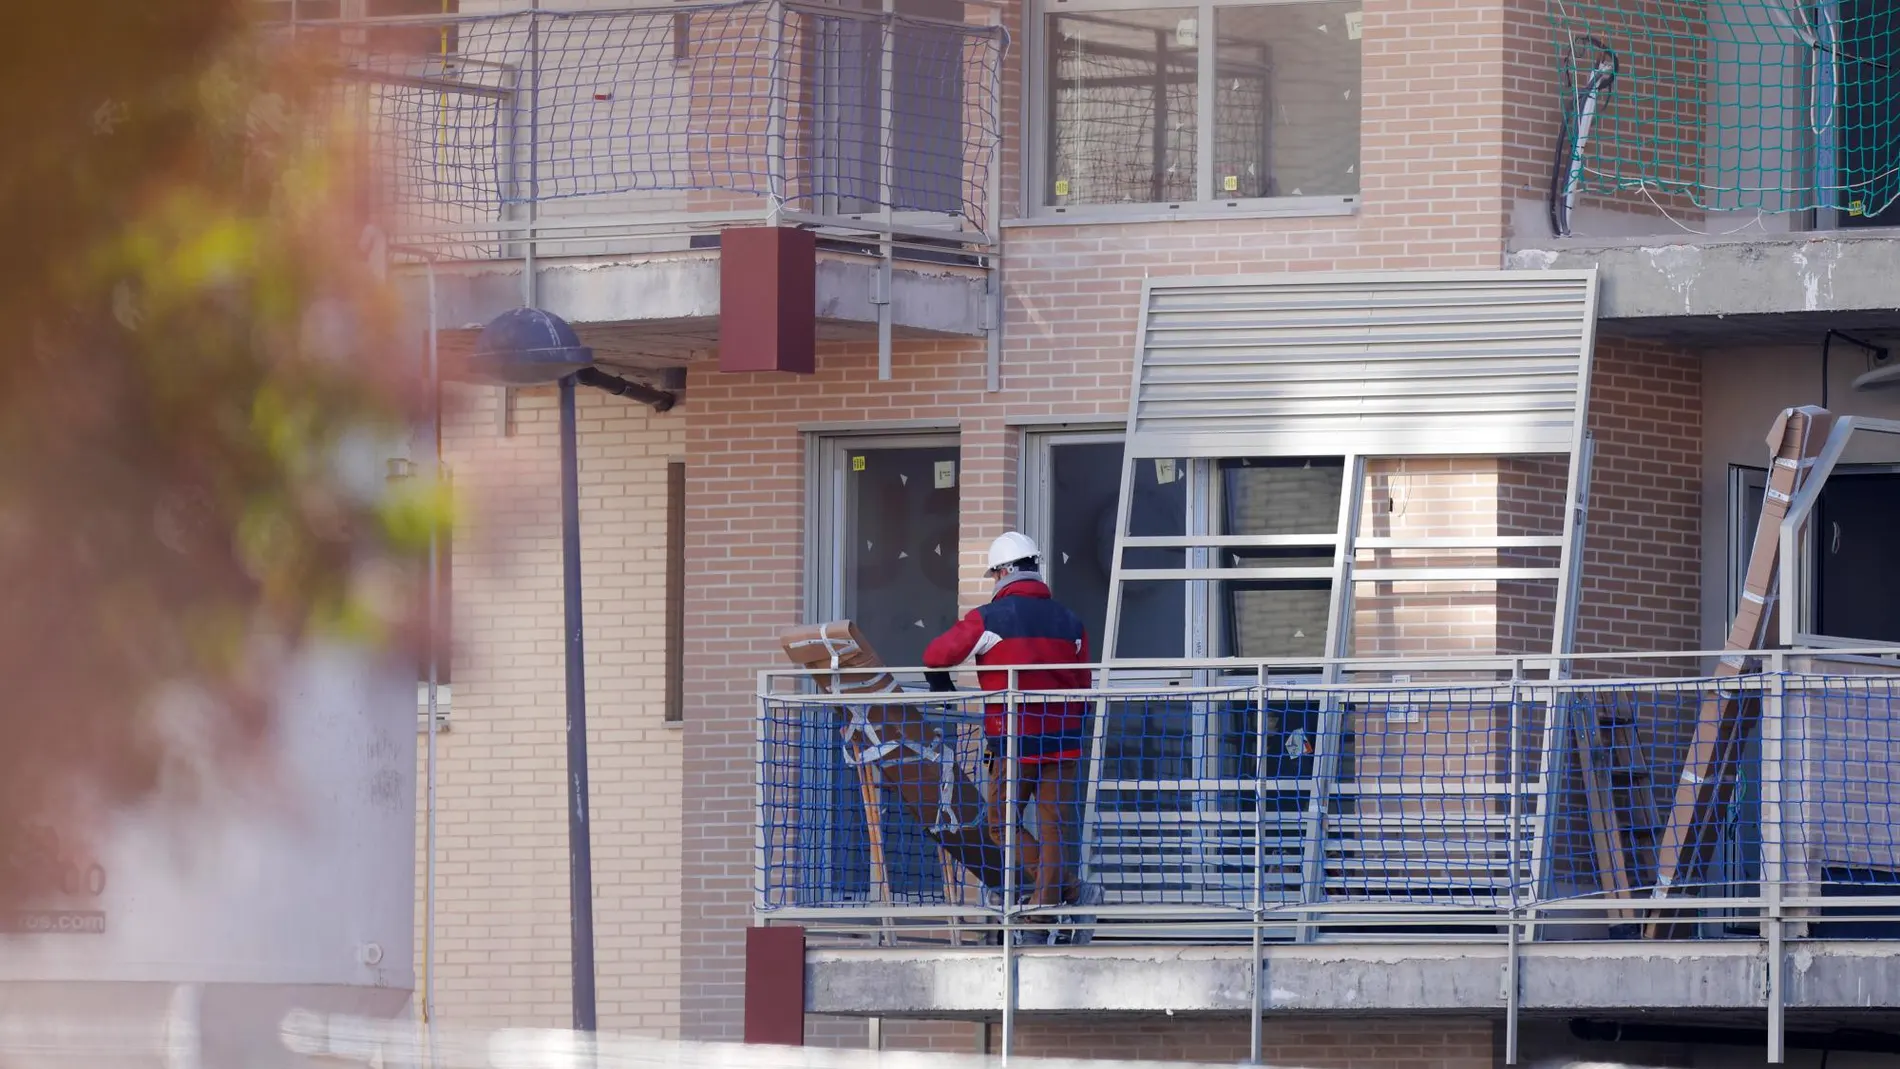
top-left (1054, 178), bottom-right (1071, 197)
top-left (1222, 175), bottom-right (1239, 192)
top-left (851, 455), bottom-right (866, 471)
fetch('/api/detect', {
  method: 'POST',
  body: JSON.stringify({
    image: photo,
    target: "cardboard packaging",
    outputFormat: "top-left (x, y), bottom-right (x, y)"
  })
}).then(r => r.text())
top-left (1643, 406), bottom-right (1834, 936)
top-left (780, 621), bottom-right (1018, 895)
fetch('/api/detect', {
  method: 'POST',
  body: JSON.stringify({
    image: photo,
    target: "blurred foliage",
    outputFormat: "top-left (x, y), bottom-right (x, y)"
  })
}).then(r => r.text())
top-left (0, 2), bottom-right (449, 905)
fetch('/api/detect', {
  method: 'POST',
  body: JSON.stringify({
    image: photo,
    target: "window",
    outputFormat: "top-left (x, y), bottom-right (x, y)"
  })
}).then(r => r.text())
top-left (364, 0), bottom-right (459, 56)
top-left (1035, 0), bottom-right (1361, 214)
top-left (259, 0), bottom-right (342, 21)
top-left (1830, 0), bottom-right (1900, 226)
top-left (1729, 461), bottom-right (1900, 642)
top-left (259, 1), bottom-right (459, 55)
top-left (1023, 435), bottom-right (1337, 910)
top-left (1217, 457), bottom-right (1340, 659)
top-left (1022, 431), bottom-right (1188, 660)
top-left (1023, 437), bottom-right (1347, 664)
top-left (809, 434), bottom-right (962, 671)
top-left (803, 0), bottom-right (967, 220)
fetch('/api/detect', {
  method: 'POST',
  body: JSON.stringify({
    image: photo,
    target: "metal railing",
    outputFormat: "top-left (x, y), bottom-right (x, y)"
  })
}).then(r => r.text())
top-left (281, 2), bottom-right (1008, 261)
top-left (757, 649), bottom-right (1900, 946)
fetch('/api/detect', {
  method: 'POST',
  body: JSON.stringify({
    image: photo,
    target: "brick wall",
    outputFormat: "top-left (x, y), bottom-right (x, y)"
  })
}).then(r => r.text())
top-left (1353, 459), bottom-right (1516, 660)
top-left (1573, 337), bottom-right (1703, 671)
top-left (1500, 0), bottom-right (1709, 239)
top-left (998, 1016), bottom-right (1496, 1069)
top-left (683, 0), bottom-right (1544, 1039)
top-left (421, 383), bottom-right (685, 1034)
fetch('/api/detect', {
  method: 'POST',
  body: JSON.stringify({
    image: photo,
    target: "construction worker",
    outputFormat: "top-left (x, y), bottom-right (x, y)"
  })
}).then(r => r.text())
top-left (923, 531), bottom-right (1103, 944)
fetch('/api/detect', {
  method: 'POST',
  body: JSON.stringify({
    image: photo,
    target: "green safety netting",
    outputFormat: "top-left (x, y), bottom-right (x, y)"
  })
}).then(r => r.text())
top-left (1547, 0), bottom-right (1900, 229)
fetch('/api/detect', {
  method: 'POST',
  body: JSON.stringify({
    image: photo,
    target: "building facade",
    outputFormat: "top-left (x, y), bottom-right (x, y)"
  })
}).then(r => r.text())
top-left (315, 0), bottom-right (1900, 1062)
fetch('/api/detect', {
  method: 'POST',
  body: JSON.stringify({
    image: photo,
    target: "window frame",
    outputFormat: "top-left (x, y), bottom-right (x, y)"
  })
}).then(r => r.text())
top-left (1728, 459), bottom-right (1900, 639)
top-left (1020, 425), bottom-right (1140, 667)
top-left (803, 429), bottom-right (964, 639)
top-left (1021, 0), bottom-right (1362, 222)
top-left (1021, 430), bottom-right (1335, 682)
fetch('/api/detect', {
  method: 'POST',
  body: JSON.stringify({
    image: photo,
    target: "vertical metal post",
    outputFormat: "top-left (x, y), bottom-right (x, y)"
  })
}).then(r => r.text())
top-left (755, 671), bottom-right (773, 920)
top-left (1763, 662), bottom-right (1787, 1064)
top-left (984, 264), bottom-right (1003, 393)
top-left (1150, 29), bottom-right (1169, 202)
top-left (503, 4), bottom-right (545, 438)
top-left (1193, 3), bottom-right (1214, 201)
top-left (1249, 664), bottom-right (1266, 1066)
top-left (1504, 672), bottom-right (1522, 1066)
top-left (875, 0), bottom-right (896, 380)
top-left (765, 0), bottom-right (787, 225)
top-left (559, 374), bottom-right (599, 1033)
top-left (1298, 456), bottom-right (1362, 942)
top-left (422, 262), bottom-right (442, 1041)
top-left (1550, 431), bottom-right (1595, 677)
top-left (983, 0), bottom-right (1004, 394)
top-left (1000, 668), bottom-right (1021, 1064)
top-left (1527, 438), bottom-right (1594, 928)
top-left (525, 1), bottom-right (542, 296)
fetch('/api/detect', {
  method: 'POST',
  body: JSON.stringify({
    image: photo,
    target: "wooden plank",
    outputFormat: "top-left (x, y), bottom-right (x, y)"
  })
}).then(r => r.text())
top-left (1573, 707), bottom-right (1635, 916)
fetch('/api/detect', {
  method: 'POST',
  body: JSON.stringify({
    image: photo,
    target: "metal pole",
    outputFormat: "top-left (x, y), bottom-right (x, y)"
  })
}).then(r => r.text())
top-left (766, 0), bottom-right (787, 225)
top-left (1249, 663), bottom-right (1266, 1066)
top-left (1505, 673), bottom-right (1522, 1066)
top-left (559, 373), bottom-right (599, 1033)
top-left (1000, 668), bottom-right (1020, 1065)
top-left (1763, 664), bottom-right (1787, 1064)
top-left (982, 0), bottom-right (1004, 394)
top-left (875, 0), bottom-right (896, 381)
top-left (423, 261), bottom-right (442, 1043)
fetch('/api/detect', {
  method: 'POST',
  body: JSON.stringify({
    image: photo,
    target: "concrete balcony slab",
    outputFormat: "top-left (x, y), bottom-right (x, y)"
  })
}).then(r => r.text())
top-left (394, 249), bottom-right (989, 372)
top-left (804, 941), bottom-right (1900, 1018)
top-left (1505, 230), bottom-right (1900, 345)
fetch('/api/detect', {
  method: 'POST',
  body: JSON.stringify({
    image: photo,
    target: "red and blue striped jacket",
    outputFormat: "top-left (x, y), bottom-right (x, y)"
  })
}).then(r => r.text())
top-left (923, 578), bottom-right (1092, 741)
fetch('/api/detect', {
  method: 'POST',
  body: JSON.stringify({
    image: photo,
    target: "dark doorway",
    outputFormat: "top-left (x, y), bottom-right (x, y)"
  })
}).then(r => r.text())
top-left (1814, 470), bottom-right (1900, 640)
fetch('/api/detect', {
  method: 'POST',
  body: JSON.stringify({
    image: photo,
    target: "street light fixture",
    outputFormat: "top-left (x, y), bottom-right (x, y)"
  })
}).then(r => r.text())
top-left (463, 307), bottom-right (678, 1034)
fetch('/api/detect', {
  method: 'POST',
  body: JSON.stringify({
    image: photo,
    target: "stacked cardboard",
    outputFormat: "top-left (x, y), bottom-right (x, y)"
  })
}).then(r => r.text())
top-left (1641, 406), bottom-right (1834, 937)
top-left (780, 621), bottom-right (1017, 896)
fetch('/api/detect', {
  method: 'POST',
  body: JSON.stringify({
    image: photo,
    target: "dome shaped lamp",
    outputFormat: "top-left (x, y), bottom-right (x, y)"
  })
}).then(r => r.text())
top-left (468, 307), bottom-right (595, 386)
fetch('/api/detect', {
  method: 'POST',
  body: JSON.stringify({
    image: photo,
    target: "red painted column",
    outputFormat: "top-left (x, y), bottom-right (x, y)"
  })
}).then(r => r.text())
top-left (718, 227), bottom-right (816, 374)
top-left (744, 925), bottom-right (806, 1045)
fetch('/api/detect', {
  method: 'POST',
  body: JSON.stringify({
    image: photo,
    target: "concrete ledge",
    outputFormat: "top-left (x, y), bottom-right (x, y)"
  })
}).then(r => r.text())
top-left (1504, 232), bottom-right (1900, 343)
top-left (394, 252), bottom-right (988, 344)
top-left (805, 941), bottom-right (1900, 1017)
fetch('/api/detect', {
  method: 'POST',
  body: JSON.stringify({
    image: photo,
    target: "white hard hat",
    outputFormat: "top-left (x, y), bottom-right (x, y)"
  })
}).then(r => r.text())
top-left (986, 531), bottom-right (1041, 573)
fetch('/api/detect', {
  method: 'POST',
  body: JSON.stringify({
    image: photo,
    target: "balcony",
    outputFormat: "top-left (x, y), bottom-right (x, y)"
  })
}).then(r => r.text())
top-left (292, 1), bottom-right (1006, 367)
top-left (1503, 0), bottom-right (1900, 335)
top-left (757, 652), bottom-right (1900, 1044)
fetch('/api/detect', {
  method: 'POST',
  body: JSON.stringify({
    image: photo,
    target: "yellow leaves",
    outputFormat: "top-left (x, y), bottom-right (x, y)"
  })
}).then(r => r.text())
top-left (173, 215), bottom-right (261, 293)
top-left (235, 496), bottom-right (298, 589)
top-left (251, 385), bottom-right (318, 475)
top-left (378, 471), bottom-right (457, 555)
